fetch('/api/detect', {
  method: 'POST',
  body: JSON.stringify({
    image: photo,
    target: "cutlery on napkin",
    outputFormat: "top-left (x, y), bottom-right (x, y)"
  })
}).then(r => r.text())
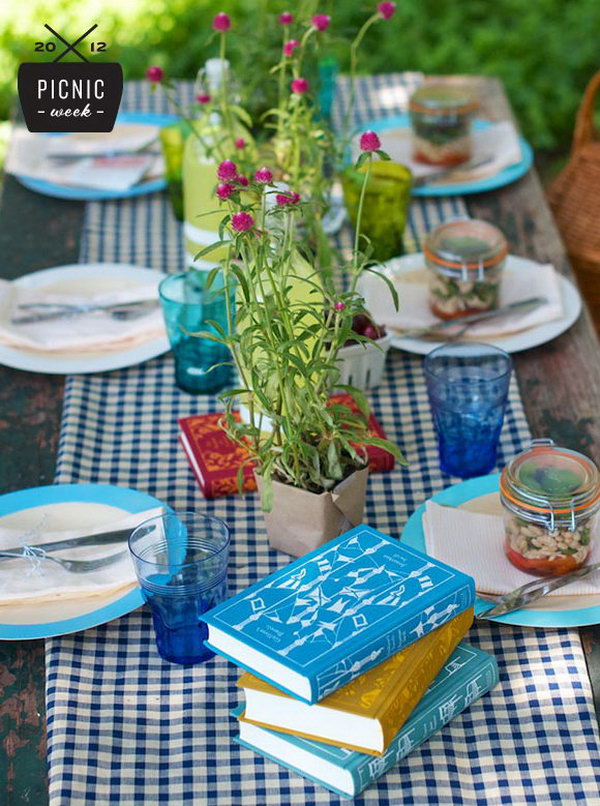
top-left (362, 261), bottom-right (564, 339)
top-left (0, 275), bottom-right (166, 353)
top-left (4, 124), bottom-right (162, 191)
top-left (0, 505), bottom-right (164, 604)
top-left (423, 501), bottom-right (600, 597)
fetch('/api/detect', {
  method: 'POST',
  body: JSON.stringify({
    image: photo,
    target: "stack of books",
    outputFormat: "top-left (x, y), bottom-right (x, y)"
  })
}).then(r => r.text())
top-left (203, 525), bottom-right (499, 798)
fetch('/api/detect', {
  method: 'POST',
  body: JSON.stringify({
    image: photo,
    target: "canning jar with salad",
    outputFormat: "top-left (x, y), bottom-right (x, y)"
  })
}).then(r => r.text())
top-left (408, 84), bottom-right (477, 166)
top-left (424, 218), bottom-right (508, 320)
top-left (500, 439), bottom-right (600, 576)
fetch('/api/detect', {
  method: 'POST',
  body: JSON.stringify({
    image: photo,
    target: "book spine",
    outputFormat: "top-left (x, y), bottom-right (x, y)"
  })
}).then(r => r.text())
top-left (378, 607), bottom-right (473, 749)
top-left (351, 656), bottom-right (499, 796)
top-left (313, 580), bottom-right (475, 701)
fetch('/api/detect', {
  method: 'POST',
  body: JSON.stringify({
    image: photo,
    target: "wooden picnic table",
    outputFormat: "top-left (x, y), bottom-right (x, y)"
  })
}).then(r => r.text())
top-left (1, 76), bottom-right (600, 805)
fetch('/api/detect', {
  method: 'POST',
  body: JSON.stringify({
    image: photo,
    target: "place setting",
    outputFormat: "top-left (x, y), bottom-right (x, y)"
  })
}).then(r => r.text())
top-left (2, 3), bottom-right (600, 805)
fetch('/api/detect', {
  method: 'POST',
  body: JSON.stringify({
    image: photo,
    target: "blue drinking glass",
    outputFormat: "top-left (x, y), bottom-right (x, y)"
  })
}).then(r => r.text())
top-left (424, 342), bottom-right (513, 479)
top-left (128, 512), bottom-right (230, 664)
top-left (159, 271), bottom-right (232, 395)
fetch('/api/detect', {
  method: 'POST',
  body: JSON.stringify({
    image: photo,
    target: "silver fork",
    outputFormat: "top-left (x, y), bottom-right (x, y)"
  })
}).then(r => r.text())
top-left (0, 549), bottom-right (127, 574)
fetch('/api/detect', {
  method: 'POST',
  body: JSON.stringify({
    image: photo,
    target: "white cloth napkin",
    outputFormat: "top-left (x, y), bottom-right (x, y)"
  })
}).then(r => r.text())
top-left (423, 501), bottom-right (600, 596)
top-left (5, 124), bottom-right (161, 191)
top-left (363, 261), bottom-right (564, 338)
top-left (369, 121), bottom-right (523, 183)
top-left (0, 275), bottom-right (166, 353)
top-left (0, 505), bottom-right (164, 604)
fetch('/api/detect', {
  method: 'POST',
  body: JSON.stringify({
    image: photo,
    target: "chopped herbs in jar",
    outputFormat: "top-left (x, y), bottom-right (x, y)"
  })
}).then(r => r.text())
top-left (424, 219), bottom-right (507, 320)
top-left (409, 84), bottom-right (477, 166)
top-left (500, 440), bottom-right (600, 576)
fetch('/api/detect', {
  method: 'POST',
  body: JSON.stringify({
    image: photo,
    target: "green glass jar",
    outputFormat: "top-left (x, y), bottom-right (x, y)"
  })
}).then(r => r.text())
top-left (159, 120), bottom-right (192, 221)
top-left (340, 162), bottom-right (412, 263)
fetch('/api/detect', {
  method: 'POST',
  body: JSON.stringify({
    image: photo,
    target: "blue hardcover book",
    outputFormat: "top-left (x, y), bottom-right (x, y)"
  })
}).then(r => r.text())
top-left (203, 525), bottom-right (475, 704)
top-left (234, 643), bottom-right (499, 799)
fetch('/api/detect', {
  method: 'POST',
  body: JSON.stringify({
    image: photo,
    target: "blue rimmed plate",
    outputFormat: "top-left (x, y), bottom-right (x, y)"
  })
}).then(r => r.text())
top-left (14, 111), bottom-right (177, 201)
top-left (363, 114), bottom-right (533, 196)
top-left (0, 483), bottom-right (168, 639)
top-left (401, 474), bottom-right (600, 628)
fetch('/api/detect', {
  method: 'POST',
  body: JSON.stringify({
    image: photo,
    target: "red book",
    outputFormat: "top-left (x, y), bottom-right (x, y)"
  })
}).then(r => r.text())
top-left (178, 397), bottom-right (394, 499)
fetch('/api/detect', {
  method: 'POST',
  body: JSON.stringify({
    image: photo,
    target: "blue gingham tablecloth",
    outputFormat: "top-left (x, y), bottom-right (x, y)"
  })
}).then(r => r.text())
top-left (46, 77), bottom-right (600, 805)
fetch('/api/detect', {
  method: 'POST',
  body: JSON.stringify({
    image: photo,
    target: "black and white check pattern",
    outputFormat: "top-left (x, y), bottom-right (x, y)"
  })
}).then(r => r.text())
top-left (46, 78), bottom-right (600, 805)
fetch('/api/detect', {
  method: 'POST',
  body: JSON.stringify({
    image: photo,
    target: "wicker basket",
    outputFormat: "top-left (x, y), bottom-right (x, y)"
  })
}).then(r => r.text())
top-left (548, 71), bottom-right (600, 326)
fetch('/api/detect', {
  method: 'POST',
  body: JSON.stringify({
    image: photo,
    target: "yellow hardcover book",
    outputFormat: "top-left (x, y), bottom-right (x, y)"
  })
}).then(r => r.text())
top-left (237, 607), bottom-right (474, 755)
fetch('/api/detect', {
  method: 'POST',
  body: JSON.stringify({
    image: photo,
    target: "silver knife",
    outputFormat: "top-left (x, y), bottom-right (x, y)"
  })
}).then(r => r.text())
top-left (12, 300), bottom-right (157, 325)
top-left (398, 296), bottom-right (547, 340)
top-left (0, 528), bottom-right (136, 557)
top-left (412, 154), bottom-right (494, 187)
top-left (477, 561), bottom-right (600, 619)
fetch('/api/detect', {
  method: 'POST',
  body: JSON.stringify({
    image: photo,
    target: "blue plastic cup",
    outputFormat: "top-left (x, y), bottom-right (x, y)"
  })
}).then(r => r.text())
top-left (159, 271), bottom-right (231, 394)
top-left (424, 342), bottom-right (513, 478)
top-left (128, 512), bottom-right (230, 664)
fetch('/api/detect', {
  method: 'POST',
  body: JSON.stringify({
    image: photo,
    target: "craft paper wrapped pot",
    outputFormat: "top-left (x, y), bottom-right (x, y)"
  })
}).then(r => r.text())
top-left (255, 467), bottom-right (369, 557)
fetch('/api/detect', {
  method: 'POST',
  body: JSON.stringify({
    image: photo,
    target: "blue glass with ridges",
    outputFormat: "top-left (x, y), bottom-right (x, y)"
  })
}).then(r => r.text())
top-left (159, 270), bottom-right (231, 394)
top-left (424, 342), bottom-right (512, 478)
top-left (129, 512), bottom-right (230, 664)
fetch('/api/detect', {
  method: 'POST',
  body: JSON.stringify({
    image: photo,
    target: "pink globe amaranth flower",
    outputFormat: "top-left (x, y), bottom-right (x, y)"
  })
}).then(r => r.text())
top-left (359, 130), bottom-right (382, 152)
top-left (146, 66), bottom-right (164, 83)
top-left (254, 167), bottom-right (273, 184)
top-left (235, 137), bottom-right (246, 149)
top-left (311, 14), bottom-right (331, 31)
top-left (279, 11), bottom-right (293, 25)
top-left (231, 212), bottom-right (254, 232)
top-left (212, 12), bottom-right (231, 32)
top-left (216, 182), bottom-right (235, 201)
top-left (276, 191), bottom-right (300, 206)
top-left (235, 175), bottom-right (249, 187)
top-left (217, 160), bottom-right (238, 180)
top-left (291, 77), bottom-right (309, 94)
top-left (377, 1), bottom-right (396, 20)
top-left (283, 39), bottom-right (300, 57)
top-left (196, 93), bottom-right (211, 104)
top-left (334, 301), bottom-right (346, 311)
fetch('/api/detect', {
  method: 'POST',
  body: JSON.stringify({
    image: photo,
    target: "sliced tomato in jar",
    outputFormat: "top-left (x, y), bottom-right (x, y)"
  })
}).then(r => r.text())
top-left (505, 543), bottom-right (586, 576)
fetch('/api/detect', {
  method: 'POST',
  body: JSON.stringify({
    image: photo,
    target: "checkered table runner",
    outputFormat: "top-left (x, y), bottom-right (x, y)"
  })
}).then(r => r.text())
top-left (46, 77), bottom-right (600, 805)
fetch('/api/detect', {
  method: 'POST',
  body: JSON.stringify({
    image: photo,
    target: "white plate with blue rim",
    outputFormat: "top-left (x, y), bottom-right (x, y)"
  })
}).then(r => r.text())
top-left (14, 111), bottom-right (177, 201)
top-left (401, 473), bottom-right (600, 628)
top-left (0, 483), bottom-right (168, 640)
top-left (361, 114), bottom-right (533, 196)
top-left (0, 262), bottom-right (170, 375)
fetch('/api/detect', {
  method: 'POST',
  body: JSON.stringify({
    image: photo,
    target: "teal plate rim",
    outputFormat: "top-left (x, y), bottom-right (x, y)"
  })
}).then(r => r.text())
top-left (401, 473), bottom-right (600, 628)
top-left (14, 111), bottom-right (178, 201)
top-left (0, 483), bottom-right (168, 640)
top-left (363, 114), bottom-right (533, 197)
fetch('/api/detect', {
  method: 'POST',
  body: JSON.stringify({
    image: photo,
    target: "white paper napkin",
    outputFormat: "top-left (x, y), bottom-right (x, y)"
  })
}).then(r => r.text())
top-left (0, 276), bottom-right (166, 353)
top-left (0, 505), bottom-right (164, 604)
top-left (423, 501), bottom-right (600, 596)
top-left (363, 261), bottom-right (564, 338)
top-left (5, 124), bottom-right (161, 191)
top-left (367, 121), bottom-right (523, 183)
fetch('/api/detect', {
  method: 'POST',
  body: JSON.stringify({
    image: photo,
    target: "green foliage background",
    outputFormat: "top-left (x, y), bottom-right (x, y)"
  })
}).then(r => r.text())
top-left (1, 0), bottom-right (599, 150)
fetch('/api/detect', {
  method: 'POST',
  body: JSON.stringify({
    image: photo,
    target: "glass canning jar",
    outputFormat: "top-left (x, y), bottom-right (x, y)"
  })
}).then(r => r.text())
top-left (409, 84), bottom-right (477, 166)
top-left (500, 439), bottom-right (600, 576)
top-left (424, 218), bottom-right (508, 320)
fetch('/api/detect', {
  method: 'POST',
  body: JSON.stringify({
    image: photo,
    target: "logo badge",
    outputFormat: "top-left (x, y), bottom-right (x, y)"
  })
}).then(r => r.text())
top-left (18, 24), bottom-right (123, 133)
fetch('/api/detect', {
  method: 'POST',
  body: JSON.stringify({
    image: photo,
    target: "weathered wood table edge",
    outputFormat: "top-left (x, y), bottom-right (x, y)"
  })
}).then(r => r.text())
top-left (1, 75), bottom-right (599, 806)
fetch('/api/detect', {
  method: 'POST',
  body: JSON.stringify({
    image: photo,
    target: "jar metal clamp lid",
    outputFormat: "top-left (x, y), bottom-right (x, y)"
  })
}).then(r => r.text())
top-left (500, 438), bottom-right (600, 531)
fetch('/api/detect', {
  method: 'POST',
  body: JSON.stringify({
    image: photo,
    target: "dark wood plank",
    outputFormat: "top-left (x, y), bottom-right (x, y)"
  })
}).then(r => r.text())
top-left (0, 173), bottom-right (84, 806)
top-left (464, 77), bottom-right (600, 715)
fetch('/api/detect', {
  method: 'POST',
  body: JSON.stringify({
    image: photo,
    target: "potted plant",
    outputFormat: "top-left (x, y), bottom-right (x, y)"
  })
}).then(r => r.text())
top-left (196, 137), bottom-right (405, 556)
